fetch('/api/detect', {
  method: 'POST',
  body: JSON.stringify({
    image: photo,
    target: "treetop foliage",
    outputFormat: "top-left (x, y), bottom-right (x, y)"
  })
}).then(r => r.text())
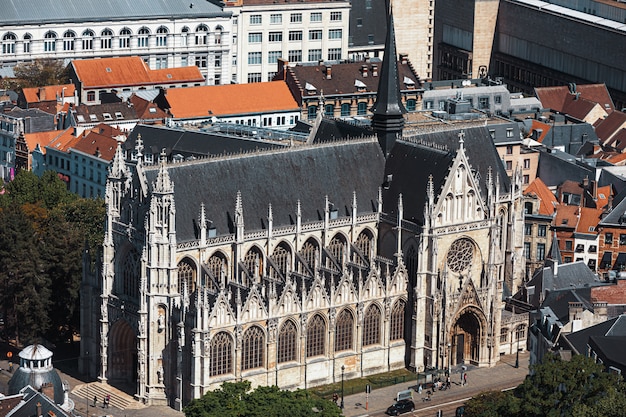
top-left (0, 169), bottom-right (104, 346)
top-left (12, 58), bottom-right (70, 90)
top-left (464, 353), bottom-right (626, 417)
top-left (184, 381), bottom-right (343, 417)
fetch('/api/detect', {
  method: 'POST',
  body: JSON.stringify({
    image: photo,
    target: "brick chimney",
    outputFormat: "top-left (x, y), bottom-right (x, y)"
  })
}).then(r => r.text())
top-left (361, 64), bottom-right (368, 77)
top-left (399, 53), bottom-right (408, 65)
top-left (325, 65), bottom-right (332, 79)
top-left (38, 87), bottom-right (46, 101)
top-left (371, 64), bottom-right (378, 77)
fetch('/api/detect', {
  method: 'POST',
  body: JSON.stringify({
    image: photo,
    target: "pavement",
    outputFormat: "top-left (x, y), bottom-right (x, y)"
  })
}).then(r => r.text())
top-left (341, 351), bottom-right (530, 417)
top-left (0, 352), bottom-right (529, 417)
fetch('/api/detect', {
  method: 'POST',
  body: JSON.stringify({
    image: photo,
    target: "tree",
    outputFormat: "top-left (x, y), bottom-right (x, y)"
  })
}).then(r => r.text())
top-left (464, 390), bottom-right (519, 417)
top-left (184, 381), bottom-right (343, 417)
top-left (13, 58), bottom-right (70, 89)
top-left (515, 354), bottom-right (625, 417)
top-left (0, 205), bottom-right (50, 345)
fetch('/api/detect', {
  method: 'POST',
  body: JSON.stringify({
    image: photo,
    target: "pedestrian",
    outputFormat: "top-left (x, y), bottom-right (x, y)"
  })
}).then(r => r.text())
top-left (106, 394), bottom-right (111, 408)
top-left (332, 393), bottom-right (338, 405)
top-left (102, 396), bottom-right (106, 408)
top-left (463, 373), bottom-right (467, 386)
top-left (418, 383), bottom-right (422, 394)
top-left (461, 372), bottom-right (464, 386)
top-left (446, 375), bottom-right (451, 389)
top-left (93, 395), bottom-right (97, 407)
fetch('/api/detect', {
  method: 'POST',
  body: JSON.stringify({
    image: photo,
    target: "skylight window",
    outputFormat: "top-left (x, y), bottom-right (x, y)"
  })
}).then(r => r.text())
top-left (106, 67), bottom-right (112, 72)
top-left (77, 115), bottom-right (85, 122)
top-left (115, 112), bottom-right (124, 119)
top-left (89, 114), bottom-right (98, 121)
top-left (102, 113), bottom-right (113, 121)
top-left (149, 108), bottom-right (157, 113)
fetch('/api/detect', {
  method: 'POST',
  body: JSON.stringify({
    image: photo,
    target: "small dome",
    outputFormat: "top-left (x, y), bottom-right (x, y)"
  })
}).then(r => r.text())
top-left (8, 344), bottom-right (65, 405)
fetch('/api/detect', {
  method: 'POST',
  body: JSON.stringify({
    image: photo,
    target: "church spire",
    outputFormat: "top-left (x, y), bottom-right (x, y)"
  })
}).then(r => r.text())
top-left (371, 2), bottom-right (406, 158)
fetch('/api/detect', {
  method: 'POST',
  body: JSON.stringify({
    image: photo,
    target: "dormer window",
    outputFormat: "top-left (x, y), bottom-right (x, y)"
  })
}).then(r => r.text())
top-left (305, 82), bottom-right (317, 95)
top-left (354, 79), bottom-right (366, 92)
top-left (404, 76), bottom-right (415, 89)
top-left (89, 114), bottom-right (98, 122)
top-left (115, 112), bottom-right (124, 119)
top-left (102, 113), bottom-right (113, 121)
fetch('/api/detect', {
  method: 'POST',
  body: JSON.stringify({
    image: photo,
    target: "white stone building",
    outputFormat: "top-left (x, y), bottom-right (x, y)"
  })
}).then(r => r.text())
top-left (1, 0), bottom-right (233, 82)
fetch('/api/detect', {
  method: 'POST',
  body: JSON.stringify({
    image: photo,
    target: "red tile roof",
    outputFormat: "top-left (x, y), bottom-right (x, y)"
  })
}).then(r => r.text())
top-left (72, 56), bottom-right (204, 88)
top-left (595, 111), bottom-right (626, 143)
top-left (529, 119), bottom-right (551, 143)
top-left (534, 84), bottom-right (614, 114)
top-left (553, 204), bottom-right (579, 228)
top-left (22, 84), bottom-right (75, 104)
top-left (23, 131), bottom-right (64, 155)
top-left (524, 177), bottom-right (557, 216)
top-left (71, 130), bottom-right (119, 162)
top-left (162, 81), bottom-right (300, 119)
top-left (46, 128), bottom-right (81, 153)
top-left (575, 206), bottom-right (602, 235)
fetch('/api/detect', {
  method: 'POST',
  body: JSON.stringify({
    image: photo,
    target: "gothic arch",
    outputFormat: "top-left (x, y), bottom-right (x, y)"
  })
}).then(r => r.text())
top-left (241, 325), bottom-right (265, 371)
top-left (107, 319), bottom-right (137, 383)
top-left (116, 245), bottom-right (140, 300)
top-left (242, 245), bottom-right (264, 286)
top-left (210, 331), bottom-right (234, 376)
top-left (354, 229), bottom-right (374, 265)
top-left (306, 313), bottom-right (327, 358)
top-left (277, 319), bottom-right (299, 363)
top-left (177, 257), bottom-right (197, 296)
top-left (205, 250), bottom-right (229, 291)
top-left (334, 308), bottom-right (355, 352)
top-left (449, 305), bottom-right (487, 366)
top-left (389, 298), bottom-right (406, 341)
top-left (326, 233), bottom-right (348, 268)
top-left (270, 241), bottom-right (292, 281)
top-left (298, 237), bottom-right (320, 273)
top-left (403, 241), bottom-right (418, 287)
top-left (362, 303), bottom-right (382, 347)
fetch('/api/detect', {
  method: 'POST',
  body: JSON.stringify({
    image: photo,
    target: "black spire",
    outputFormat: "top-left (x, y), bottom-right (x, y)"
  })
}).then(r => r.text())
top-left (371, 2), bottom-right (406, 158)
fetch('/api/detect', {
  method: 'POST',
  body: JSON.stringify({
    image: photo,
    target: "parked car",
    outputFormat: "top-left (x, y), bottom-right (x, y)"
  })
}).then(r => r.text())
top-left (385, 399), bottom-right (415, 415)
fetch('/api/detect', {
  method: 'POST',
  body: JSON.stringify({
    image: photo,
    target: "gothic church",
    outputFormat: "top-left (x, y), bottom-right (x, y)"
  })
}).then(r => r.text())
top-left (81, 8), bottom-right (524, 409)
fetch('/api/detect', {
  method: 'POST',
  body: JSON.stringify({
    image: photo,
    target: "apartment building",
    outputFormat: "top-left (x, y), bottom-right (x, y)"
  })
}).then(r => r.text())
top-left (222, 0), bottom-right (350, 84)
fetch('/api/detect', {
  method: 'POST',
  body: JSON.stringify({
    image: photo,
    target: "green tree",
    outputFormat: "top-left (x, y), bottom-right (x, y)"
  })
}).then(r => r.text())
top-left (0, 205), bottom-right (50, 345)
top-left (184, 381), bottom-right (343, 417)
top-left (464, 390), bottom-right (519, 417)
top-left (13, 58), bottom-right (70, 89)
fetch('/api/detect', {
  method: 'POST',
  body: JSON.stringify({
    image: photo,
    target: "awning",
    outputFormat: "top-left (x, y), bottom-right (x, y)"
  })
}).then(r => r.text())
top-left (601, 251), bottom-right (612, 267)
top-left (617, 252), bottom-right (626, 267)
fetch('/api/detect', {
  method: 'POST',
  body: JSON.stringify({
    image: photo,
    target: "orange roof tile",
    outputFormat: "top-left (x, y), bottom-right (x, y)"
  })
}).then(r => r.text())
top-left (46, 128), bottom-right (81, 152)
top-left (148, 67), bottom-right (204, 84)
top-left (529, 119), bottom-right (551, 143)
top-left (524, 177), bottom-right (558, 216)
top-left (164, 81), bottom-right (299, 119)
top-left (553, 204), bottom-right (579, 228)
top-left (596, 185), bottom-right (612, 208)
top-left (22, 84), bottom-right (75, 103)
top-left (23, 130), bottom-right (64, 155)
top-left (72, 57), bottom-right (204, 89)
top-left (575, 207), bottom-right (602, 235)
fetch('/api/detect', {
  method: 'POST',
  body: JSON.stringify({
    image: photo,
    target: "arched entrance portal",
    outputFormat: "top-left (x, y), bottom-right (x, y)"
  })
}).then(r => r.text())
top-left (451, 309), bottom-right (482, 366)
top-left (108, 319), bottom-right (138, 387)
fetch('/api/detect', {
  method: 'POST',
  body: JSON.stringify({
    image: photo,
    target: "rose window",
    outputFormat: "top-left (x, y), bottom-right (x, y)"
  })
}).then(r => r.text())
top-left (446, 238), bottom-right (474, 273)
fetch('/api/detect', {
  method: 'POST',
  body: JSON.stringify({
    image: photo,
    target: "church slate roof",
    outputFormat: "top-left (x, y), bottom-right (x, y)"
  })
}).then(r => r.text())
top-left (126, 125), bottom-right (285, 160)
top-left (312, 118), bottom-right (374, 143)
top-left (382, 126), bottom-right (510, 225)
top-left (143, 139), bottom-right (385, 242)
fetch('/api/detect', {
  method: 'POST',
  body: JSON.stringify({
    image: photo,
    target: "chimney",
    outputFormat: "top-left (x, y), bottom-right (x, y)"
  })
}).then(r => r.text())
top-left (277, 58), bottom-right (289, 79)
top-left (325, 65), bottom-right (332, 79)
top-left (399, 53), bottom-right (408, 65)
top-left (38, 87), bottom-right (46, 101)
top-left (95, 147), bottom-right (101, 158)
top-left (371, 64), bottom-right (378, 77)
top-left (361, 64), bottom-right (368, 77)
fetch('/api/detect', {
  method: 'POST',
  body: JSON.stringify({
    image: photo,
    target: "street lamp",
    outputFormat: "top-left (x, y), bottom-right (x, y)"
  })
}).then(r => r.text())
top-left (447, 343), bottom-right (452, 376)
top-left (340, 365), bottom-right (345, 409)
top-left (515, 328), bottom-right (520, 368)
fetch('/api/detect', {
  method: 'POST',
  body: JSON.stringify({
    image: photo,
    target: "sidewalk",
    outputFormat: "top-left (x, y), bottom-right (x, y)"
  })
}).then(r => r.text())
top-left (341, 352), bottom-right (529, 417)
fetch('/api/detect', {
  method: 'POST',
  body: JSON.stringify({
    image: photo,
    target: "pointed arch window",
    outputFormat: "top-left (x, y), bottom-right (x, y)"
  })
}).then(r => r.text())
top-left (405, 245), bottom-right (417, 286)
top-left (390, 299), bottom-right (406, 341)
top-left (243, 247), bottom-right (263, 285)
top-left (121, 250), bottom-right (139, 299)
top-left (178, 259), bottom-right (196, 295)
top-left (306, 314), bottom-right (326, 357)
top-left (327, 235), bottom-right (345, 268)
top-left (354, 231), bottom-right (372, 265)
top-left (210, 332), bottom-right (233, 376)
top-left (206, 252), bottom-right (227, 290)
top-left (334, 309), bottom-right (354, 352)
top-left (270, 243), bottom-right (290, 280)
top-left (277, 320), bottom-right (297, 363)
top-left (242, 326), bottom-right (265, 370)
top-left (362, 304), bottom-right (381, 346)
top-left (299, 239), bottom-right (318, 273)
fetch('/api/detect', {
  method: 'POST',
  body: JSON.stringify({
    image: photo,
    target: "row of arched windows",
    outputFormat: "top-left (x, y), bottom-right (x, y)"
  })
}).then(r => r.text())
top-left (210, 300), bottom-right (406, 376)
top-left (1, 25), bottom-right (224, 54)
top-left (177, 231), bottom-right (374, 295)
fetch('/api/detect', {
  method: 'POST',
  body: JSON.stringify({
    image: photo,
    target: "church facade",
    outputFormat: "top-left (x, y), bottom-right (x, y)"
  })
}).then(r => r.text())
top-left (80, 8), bottom-right (525, 409)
